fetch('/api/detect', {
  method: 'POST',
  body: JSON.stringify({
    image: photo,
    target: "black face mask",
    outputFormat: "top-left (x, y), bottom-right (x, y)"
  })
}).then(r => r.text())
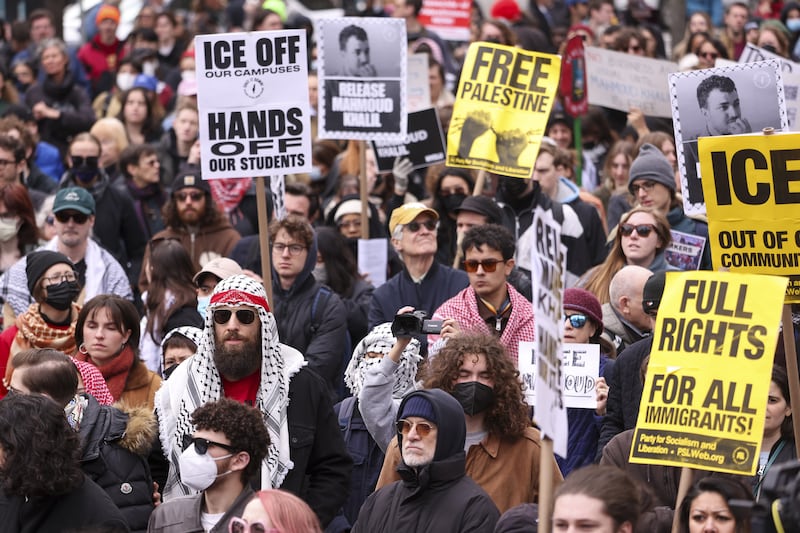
top-left (44, 280), bottom-right (81, 311)
top-left (72, 164), bottom-right (99, 184)
top-left (441, 193), bottom-right (466, 213)
top-left (500, 176), bottom-right (530, 197)
top-left (452, 381), bottom-right (494, 416)
top-left (762, 44), bottom-right (778, 54)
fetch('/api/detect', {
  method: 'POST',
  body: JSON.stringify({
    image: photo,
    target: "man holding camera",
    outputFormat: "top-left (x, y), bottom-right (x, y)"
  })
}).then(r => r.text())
top-left (428, 224), bottom-right (535, 365)
top-left (368, 203), bottom-right (469, 354)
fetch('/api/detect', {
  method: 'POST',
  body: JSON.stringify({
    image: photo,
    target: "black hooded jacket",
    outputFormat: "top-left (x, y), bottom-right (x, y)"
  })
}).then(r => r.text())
top-left (352, 389), bottom-right (500, 532)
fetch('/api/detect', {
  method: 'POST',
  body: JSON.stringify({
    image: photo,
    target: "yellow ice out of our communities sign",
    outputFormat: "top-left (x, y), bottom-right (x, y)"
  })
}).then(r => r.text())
top-left (446, 43), bottom-right (560, 178)
top-left (629, 271), bottom-right (787, 475)
top-left (699, 132), bottom-right (800, 302)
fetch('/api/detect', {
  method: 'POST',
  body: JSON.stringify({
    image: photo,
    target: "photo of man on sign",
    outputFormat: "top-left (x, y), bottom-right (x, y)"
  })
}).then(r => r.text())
top-left (337, 25), bottom-right (377, 77)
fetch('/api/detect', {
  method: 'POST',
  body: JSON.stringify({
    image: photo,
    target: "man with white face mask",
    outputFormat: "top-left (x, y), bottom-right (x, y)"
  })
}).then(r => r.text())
top-left (148, 397), bottom-right (269, 532)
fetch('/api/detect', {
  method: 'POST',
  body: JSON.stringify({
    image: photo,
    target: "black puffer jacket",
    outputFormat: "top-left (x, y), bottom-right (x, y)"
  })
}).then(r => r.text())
top-left (78, 394), bottom-right (157, 533)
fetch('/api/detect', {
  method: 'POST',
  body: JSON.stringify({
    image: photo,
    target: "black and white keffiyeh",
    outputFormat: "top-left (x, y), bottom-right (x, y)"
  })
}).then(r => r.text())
top-left (344, 322), bottom-right (421, 398)
top-left (156, 275), bottom-right (305, 499)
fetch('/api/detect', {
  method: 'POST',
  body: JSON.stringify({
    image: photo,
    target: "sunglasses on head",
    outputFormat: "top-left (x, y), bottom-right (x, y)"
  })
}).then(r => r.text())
top-left (565, 314), bottom-right (588, 328)
top-left (182, 435), bottom-right (236, 455)
top-left (175, 191), bottom-right (204, 203)
top-left (396, 418), bottom-right (436, 438)
top-left (405, 219), bottom-right (438, 232)
top-left (55, 211), bottom-right (90, 224)
top-left (463, 258), bottom-right (504, 273)
top-left (212, 308), bottom-right (257, 325)
top-left (619, 223), bottom-right (655, 238)
top-left (70, 155), bottom-right (99, 167)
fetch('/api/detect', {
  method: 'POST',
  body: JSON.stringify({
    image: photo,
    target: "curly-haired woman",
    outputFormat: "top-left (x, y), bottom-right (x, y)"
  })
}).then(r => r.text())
top-left (374, 332), bottom-right (563, 513)
top-left (0, 393), bottom-right (128, 531)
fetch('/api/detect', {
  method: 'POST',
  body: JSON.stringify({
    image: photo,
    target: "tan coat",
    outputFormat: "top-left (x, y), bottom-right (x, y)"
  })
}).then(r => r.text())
top-left (120, 361), bottom-right (161, 412)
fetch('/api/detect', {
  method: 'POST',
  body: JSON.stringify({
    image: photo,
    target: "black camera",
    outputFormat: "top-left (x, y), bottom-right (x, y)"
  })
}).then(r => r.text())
top-left (738, 460), bottom-right (800, 533)
top-left (391, 311), bottom-right (444, 337)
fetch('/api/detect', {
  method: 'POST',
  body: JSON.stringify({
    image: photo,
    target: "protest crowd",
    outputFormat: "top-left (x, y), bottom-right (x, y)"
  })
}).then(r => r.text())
top-left (1, 0), bottom-right (800, 531)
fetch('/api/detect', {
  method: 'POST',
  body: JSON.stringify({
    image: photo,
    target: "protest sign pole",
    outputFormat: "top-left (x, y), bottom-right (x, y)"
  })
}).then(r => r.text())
top-left (573, 117), bottom-right (582, 188)
top-left (537, 437), bottom-right (554, 533)
top-left (452, 171), bottom-right (486, 268)
top-left (671, 467), bottom-right (693, 533)
top-left (255, 176), bottom-right (274, 306)
top-left (359, 141), bottom-right (370, 240)
top-left (781, 304), bottom-right (800, 456)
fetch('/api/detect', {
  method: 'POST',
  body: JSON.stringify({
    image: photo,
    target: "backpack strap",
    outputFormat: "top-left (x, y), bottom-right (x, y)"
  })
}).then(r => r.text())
top-left (310, 285), bottom-right (332, 335)
top-left (336, 396), bottom-right (358, 443)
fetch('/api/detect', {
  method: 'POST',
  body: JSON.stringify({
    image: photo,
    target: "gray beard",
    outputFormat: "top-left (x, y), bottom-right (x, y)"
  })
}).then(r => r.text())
top-left (213, 334), bottom-right (262, 381)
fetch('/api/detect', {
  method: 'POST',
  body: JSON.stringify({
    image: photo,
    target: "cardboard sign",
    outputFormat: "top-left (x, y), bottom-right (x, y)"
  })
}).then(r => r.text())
top-left (417, 0), bottom-right (471, 42)
top-left (669, 60), bottom-right (788, 216)
top-left (519, 342), bottom-right (600, 410)
top-left (699, 131), bottom-right (800, 302)
top-left (447, 43), bottom-right (560, 178)
top-left (560, 36), bottom-right (588, 117)
top-left (584, 46), bottom-right (676, 118)
top-left (318, 18), bottom-right (407, 140)
top-left (530, 206), bottom-right (568, 457)
top-left (371, 108), bottom-right (446, 172)
top-left (629, 271), bottom-right (786, 475)
top-left (195, 30), bottom-right (312, 179)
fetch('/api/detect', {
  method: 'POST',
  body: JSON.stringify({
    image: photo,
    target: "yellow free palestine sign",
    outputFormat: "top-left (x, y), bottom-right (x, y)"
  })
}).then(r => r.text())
top-left (629, 271), bottom-right (786, 475)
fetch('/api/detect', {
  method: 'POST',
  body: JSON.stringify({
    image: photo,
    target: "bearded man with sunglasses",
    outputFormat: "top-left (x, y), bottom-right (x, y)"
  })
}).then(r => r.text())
top-left (139, 167), bottom-right (242, 293)
top-left (368, 203), bottom-right (469, 355)
top-left (352, 389), bottom-right (499, 532)
top-left (0, 187), bottom-right (132, 321)
top-left (149, 398), bottom-right (269, 533)
top-left (428, 224), bottom-right (534, 365)
top-left (155, 274), bottom-right (352, 529)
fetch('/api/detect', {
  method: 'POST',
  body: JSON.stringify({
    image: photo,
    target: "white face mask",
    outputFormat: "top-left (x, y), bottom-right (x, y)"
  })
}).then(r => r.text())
top-left (143, 61), bottom-right (158, 76)
top-left (116, 72), bottom-right (136, 91)
top-left (0, 217), bottom-right (20, 243)
top-left (178, 443), bottom-right (232, 491)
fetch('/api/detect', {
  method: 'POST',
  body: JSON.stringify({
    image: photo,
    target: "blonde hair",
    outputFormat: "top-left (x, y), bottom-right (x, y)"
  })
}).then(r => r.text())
top-left (90, 117), bottom-right (129, 158)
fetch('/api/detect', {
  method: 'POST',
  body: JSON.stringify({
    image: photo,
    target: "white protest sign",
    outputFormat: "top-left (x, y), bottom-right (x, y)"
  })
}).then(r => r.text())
top-left (358, 238), bottom-right (388, 287)
top-left (195, 30), bottom-right (312, 179)
top-left (407, 53), bottom-right (431, 113)
top-left (530, 206), bottom-right (568, 457)
top-left (318, 18), bottom-right (407, 140)
top-left (519, 342), bottom-right (600, 410)
top-left (738, 43), bottom-right (800, 130)
top-left (584, 46), bottom-right (677, 117)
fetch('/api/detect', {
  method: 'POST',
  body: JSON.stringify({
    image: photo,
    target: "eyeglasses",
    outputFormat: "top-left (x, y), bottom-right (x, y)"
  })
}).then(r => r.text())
top-left (54, 211), bottom-right (90, 224)
top-left (396, 418), bottom-right (436, 438)
top-left (0, 159), bottom-right (16, 168)
top-left (619, 223), bottom-right (656, 238)
top-left (70, 155), bottom-right (99, 167)
top-left (273, 243), bottom-right (306, 256)
top-left (405, 219), bottom-right (438, 233)
top-left (463, 258), bottom-right (505, 273)
top-left (630, 181), bottom-right (656, 195)
top-left (699, 51), bottom-right (719, 60)
top-left (213, 308), bottom-right (257, 325)
top-left (42, 270), bottom-right (78, 286)
top-left (182, 434), bottom-right (237, 455)
top-left (565, 314), bottom-right (588, 328)
top-left (175, 191), bottom-right (204, 203)
top-left (228, 517), bottom-right (279, 533)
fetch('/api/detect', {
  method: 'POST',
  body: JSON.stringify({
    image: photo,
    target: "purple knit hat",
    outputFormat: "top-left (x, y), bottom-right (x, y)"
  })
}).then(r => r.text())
top-left (563, 288), bottom-right (603, 330)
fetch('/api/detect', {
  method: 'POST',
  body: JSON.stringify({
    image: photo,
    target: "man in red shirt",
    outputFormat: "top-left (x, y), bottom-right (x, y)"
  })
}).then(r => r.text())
top-left (78, 5), bottom-right (125, 96)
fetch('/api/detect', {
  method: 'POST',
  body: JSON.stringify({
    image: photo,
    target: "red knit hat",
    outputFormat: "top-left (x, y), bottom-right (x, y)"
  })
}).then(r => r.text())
top-left (490, 0), bottom-right (522, 22)
top-left (563, 288), bottom-right (603, 330)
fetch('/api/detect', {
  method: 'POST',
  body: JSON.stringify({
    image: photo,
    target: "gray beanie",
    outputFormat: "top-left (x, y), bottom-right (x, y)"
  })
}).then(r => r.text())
top-left (628, 143), bottom-right (676, 194)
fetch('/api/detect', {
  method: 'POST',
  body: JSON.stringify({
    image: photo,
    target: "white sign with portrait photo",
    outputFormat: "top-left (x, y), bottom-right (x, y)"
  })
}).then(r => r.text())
top-left (669, 60), bottom-right (788, 216)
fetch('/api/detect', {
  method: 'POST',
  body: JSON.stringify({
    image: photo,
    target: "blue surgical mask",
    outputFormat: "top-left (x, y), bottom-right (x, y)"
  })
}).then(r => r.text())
top-left (788, 18), bottom-right (800, 32)
top-left (310, 165), bottom-right (323, 182)
top-left (197, 295), bottom-right (211, 318)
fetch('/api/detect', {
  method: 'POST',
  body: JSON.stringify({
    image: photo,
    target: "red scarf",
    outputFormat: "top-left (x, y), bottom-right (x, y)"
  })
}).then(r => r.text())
top-left (209, 178), bottom-right (252, 214)
top-left (75, 345), bottom-right (135, 401)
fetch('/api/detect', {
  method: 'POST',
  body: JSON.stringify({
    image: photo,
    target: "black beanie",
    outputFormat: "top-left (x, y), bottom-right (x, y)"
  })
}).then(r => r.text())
top-left (26, 251), bottom-right (73, 294)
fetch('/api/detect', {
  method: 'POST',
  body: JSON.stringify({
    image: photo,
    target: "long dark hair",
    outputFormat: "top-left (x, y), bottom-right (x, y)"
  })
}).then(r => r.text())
top-left (0, 394), bottom-right (84, 498)
top-left (679, 477), bottom-right (752, 533)
top-left (771, 365), bottom-right (793, 439)
top-left (315, 226), bottom-right (358, 296)
top-left (144, 238), bottom-right (197, 341)
top-left (117, 86), bottom-right (164, 140)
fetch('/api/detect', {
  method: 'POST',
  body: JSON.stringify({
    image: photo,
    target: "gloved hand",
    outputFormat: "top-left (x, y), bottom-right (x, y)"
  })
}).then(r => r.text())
top-left (392, 157), bottom-right (413, 196)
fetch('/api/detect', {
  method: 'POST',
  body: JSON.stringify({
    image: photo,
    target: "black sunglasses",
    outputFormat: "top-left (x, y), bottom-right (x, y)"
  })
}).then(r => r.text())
top-left (70, 155), bottom-right (99, 167)
top-left (213, 308), bottom-right (257, 325)
top-left (565, 314), bottom-right (588, 328)
top-left (619, 223), bottom-right (655, 238)
top-left (175, 191), bottom-right (205, 203)
top-left (182, 435), bottom-right (237, 455)
top-left (405, 219), bottom-right (438, 232)
top-left (55, 211), bottom-right (90, 224)
top-left (463, 258), bottom-right (504, 273)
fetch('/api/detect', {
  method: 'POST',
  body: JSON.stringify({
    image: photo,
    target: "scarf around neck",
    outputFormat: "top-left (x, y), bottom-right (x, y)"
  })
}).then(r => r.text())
top-left (75, 344), bottom-right (135, 401)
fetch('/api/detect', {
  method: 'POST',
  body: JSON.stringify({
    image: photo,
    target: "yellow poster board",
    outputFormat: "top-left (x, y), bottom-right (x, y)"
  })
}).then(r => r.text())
top-left (699, 132), bottom-right (800, 302)
top-left (629, 271), bottom-right (787, 475)
top-left (446, 43), bottom-right (561, 178)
